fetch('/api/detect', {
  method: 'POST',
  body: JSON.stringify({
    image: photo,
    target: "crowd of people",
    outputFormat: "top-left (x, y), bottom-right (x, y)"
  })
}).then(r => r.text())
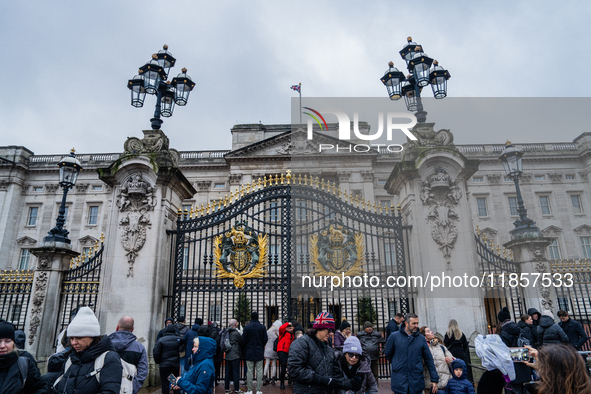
top-left (0, 306), bottom-right (589, 394)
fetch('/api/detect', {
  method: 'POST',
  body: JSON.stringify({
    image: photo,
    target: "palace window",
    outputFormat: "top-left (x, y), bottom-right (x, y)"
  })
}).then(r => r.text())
top-left (384, 243), bottom-right (396, 266)
top-left (27, 207), bottom-right (39, 226)
top-left (534, 175), bottom-right (545, 181)
top-left (508, 197), bottom-right (518, 216)
top-left (88, 206), bottom-right (99, 225)
top-left (539, 196), bottom-right (551, 215)
top-left (565, 175), bottom-right (576, 180)
top-left (547, 239), bottom-right (561, 260)
top-left (571, 195), bottom-right (583, 214)
top-left (209, 304), bottom-right (222, 323)
top-left (581, 237), bottom-right (591, 259)
top-left (18, 249), bottom-right (31, 270)
top-left (476, 198), bottom-right (488, 217)
top-left (270, 201), bottom-right (278, 222)
top-left (388, 300), bottom-right (397, 319)
top-left (472, 177), bottom-right (483, 183)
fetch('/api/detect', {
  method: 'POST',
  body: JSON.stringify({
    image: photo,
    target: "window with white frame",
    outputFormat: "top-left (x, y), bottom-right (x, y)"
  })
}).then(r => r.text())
top-left (82, 247), bottom-right (92, 262)
top-left (508, 197), bottom-right (518, 216)
top-left (581, 237), bottom-right (591, 259)
top-left (565, 175), bottom-right (576, 180)
top-left (92, 185), bottom-right (103, 191)
top-left (558, 297), bottom-right (570, 312)
top-left (88, 206), bottom-right (99, 225)
top-left (183, 246), bottom-right (190, 270)
top-left (504, 176), bottom-right (512, 182)
top-left (534, 175), bottom-right (545, 181)
top-left (209, 304), bottom-right (221, 322)
top-left (270, 201), bottom-right (278, 222)
top-left (27, 207), bottom-right (39, 226)
top-left (571, 195), bottom-right (583, 214)
top-left (539, 196), bottom-right (551, 215)
top-left (10, 304), bottom-right (22, 322)
top-left (384, 243), bottom-right (396, 266)
top-left (214, 183), bottom-right (225, 189)
top-left (33, 186), bottom-right (43, 192)
top-left (388, 300), bottom-right (397, 319)
top-left (472, 177), bottom-right (483, 183)
top-left (296, 201), bottom-right (306, 221)
top-left (476, 198), bottom-right (488, 217)
top-left (18, 249), bottom-right (31, 270)
top-left (547, 239), bottom-right (561, 260)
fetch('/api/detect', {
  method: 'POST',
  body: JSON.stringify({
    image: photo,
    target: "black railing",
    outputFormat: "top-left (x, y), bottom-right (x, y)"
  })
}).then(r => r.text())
top-left (0, 270), bottom-right (33, 330)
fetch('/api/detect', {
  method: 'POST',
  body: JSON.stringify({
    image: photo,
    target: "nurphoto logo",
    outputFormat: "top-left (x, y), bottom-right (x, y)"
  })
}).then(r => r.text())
top-left (303, 107), bottom-right (417, 153)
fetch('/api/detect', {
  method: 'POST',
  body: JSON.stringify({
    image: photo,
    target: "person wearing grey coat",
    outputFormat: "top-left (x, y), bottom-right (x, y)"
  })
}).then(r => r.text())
top-left (224, 320), bottom-right (244, 393)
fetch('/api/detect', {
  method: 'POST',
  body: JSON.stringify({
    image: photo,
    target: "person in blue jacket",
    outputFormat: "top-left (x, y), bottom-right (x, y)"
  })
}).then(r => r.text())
top-left (445, 359), bottom-right (475, 394)
top-left (384, 313), bottom-right (439, 394)
top-left (172, 336), bottom-right (216, 394)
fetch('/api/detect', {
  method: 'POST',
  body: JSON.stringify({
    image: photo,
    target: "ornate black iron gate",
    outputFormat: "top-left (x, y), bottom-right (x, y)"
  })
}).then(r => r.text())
top-left (168, 171), bottom-right (412, 334)
top-left (475, 228), bottom-right (525, 332)
top-left (55, 238), bottom-right (104, 339)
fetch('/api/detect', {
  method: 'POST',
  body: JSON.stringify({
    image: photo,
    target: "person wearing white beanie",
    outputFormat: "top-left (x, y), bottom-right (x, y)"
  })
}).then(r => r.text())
top-left (53, 306), bottom-right (123, 394)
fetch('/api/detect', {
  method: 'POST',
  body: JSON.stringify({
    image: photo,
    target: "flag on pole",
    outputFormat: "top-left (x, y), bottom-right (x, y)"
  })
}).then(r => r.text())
top-left (290, 84), bottom-right (301, 93)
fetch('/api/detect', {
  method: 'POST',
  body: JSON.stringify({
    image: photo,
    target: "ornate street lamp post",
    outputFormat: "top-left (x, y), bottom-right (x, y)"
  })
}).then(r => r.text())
top-left (128, 45), bottom-right (196, 130)
top-left (380, 37), bottom-right (451, 123)
top-left (499, 142), bottom-right (540, 236)
top-left (43, 149), bottom-right (82, 244)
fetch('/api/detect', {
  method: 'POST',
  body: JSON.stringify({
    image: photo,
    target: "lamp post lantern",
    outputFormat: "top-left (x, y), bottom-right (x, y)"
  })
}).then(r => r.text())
top-left (128, 45), bottom-right (196, 130)
top-left (43, 149), bottom-right (82, 244)
top-left (380, 37), bottom-right (451, 123)
top-left (499, 142), bottom-right (539, 236)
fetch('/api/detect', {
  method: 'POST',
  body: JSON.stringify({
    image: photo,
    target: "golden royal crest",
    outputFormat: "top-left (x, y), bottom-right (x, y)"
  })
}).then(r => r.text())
top-left (309, 220), bottom-right (365, 276)
top-left (213, 221), bottom-right (268, 288)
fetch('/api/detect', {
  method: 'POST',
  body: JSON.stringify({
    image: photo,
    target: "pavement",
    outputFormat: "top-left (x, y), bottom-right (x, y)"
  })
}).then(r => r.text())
top-left (138, 379), bottom-right (397, 394)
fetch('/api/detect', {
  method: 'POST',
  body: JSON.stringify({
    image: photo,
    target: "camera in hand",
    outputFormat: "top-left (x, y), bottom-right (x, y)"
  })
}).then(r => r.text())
top-left (168, 374), bottom-right (177, 385)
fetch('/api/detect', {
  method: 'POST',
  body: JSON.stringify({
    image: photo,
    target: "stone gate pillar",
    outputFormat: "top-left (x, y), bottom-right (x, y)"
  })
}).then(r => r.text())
top-left (504, 234), bottom-right (556, 316)
top-left (385, 123), bottom-right (488, 338)
top-left (98, 130), bottom-right (195, 383)
top-left (27, 241), bottom-right (79, 360)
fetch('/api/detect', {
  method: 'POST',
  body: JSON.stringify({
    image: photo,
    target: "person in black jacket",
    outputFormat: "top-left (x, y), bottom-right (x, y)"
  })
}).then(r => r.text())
top-left (537, 310), bottom-right (569, 346)
top-left (207, 322), bottom-right (223, 386)
top-left (518, 314), bottom-right (538, 348)
top-left (557, 310), bottom-right (589, 350)
top-left (157, 317), bottom-right (176, 342)
top-left (154, 324), bottom-right (184, 394)
top-left (0, 321), bottom-right (46, 394)
top-left (355, 322), bottom-right (385, 383)
top-left (225, 319), bottom-right (244, 394)
top-left (386, 313), bottom-right (404, 339)
top-left (444, 319), bottom-right (473, 383)
top-left (527, 308), bottom-right (542, 327)
top-left (497, 307), bottom-right (531, 394)
top-left (242, 312), bottom-right (268, 394)
top-left (288, 311), bottom-right (362, 394)
top-left (53, 307), bottom-right (123, 394)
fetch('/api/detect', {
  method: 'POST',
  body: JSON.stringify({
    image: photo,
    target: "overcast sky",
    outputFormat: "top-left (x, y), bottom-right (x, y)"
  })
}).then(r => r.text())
top-left (1, 1), bottom-right (590, 155)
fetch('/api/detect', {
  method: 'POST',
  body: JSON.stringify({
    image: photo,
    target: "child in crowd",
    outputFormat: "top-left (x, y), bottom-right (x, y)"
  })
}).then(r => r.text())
top-left (445, 359), bottom-right (475, 394)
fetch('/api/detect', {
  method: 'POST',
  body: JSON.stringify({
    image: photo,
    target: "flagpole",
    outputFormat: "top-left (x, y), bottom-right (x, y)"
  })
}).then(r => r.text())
top-left (299, 82), bottom-right (302, 125)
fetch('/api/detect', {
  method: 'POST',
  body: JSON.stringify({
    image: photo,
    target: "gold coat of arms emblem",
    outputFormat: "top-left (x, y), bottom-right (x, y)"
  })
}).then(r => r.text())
top-left (309, 220), bottom-right (365, 276)
top-left (213, 221), bottom-right (268, 288)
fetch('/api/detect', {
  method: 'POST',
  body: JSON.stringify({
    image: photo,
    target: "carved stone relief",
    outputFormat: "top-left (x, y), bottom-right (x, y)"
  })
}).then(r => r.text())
top-left (407, 123), bottom-right (454, 148)
top-left (45, 184), bottom-right (59, 193)
top-left (548, 173), bottom-right (563, 182)
top-left (276, 133), bottom-right (319, 155)
top-left (541, 225), bottom-right (562, 237)
top-left (361, 172), bottom-right (373, 182)
top-left (419, 166), bottom-right (462, 265)
top-left (28, 270), bottom-right (48, 345)
top-left (487, 174), bottom-right (501, 184)
top-left (116, 173), bottom-right (157, 277)
top-left (338, 172), bottom-right (351, 183)
top-left (351, 190), bottom-right (363, 200)
top-left (0, 180), bottom-right (8, 191)
top-left (196, 181), bottom-right (211, 192)
top-left (521, 174), bottom-right (532, 183)
top-left (534, 261), bottom-right (553, 311)
top-left (229, 174), bottom-right (242, 185)
top-left (75, 183), bottom-right (90, 194)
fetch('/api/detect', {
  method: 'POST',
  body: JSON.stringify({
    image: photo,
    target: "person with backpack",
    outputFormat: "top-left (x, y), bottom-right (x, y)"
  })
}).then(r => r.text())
top-left (0, 321), bottom-right (46, 394)
top-left (264, 320), bottom-right (281, 385)
top-left (224, 319), bottom-right (244, 394)
top-left (108, 316), bottom-right (148, 394)
top-left (154, 324), bottom-right (184, 394)
top-left (277, 321), bottom-right (295, 389)
top-left (53, 306), bottom-right (123, 394)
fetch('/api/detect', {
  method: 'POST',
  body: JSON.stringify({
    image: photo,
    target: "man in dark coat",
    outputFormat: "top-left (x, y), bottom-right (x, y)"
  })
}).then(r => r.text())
top-left (497, 307), bottom-right (531, 394)
top-left (225, 319), bottom-right (244, 394)
top-left (527, 308), bottom-right (542, 327)
top-left (184, 317), bottom-right (203, 372)
top-left (386, 313), bottom-right (404, 339)
top-left (157, 317), bottom-right (176, 342)
top-left (242, 312), bottom-right (268, 394)
top-left (558, 310), bottom-right (589, 350)
top-left (153, 324), bottom-right (183, 394)
top-left (537, 310), bottom-right (568, 345)
top-left (208, 322), bottom-right (223, 386)
top-left (108, 315), bottom-right (149, 394)
top-left (384, 313), bottom-right (438, 394)
top-left (356, 322), bottom-right (386, 382)
top-left (53, 307), bottom-right (123, 394)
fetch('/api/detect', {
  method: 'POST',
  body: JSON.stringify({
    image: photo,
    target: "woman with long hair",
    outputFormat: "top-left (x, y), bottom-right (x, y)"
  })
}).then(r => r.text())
top-left (444, 319), bottom-right (473, 382)
top-left (525, 344), bottom-right (591, 394)
top-left (420, 326), bottom-right (454, 393)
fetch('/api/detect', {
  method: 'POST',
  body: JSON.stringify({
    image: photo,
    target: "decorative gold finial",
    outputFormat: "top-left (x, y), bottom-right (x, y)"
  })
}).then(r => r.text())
top-left (286, 170), bottom-right (292, 185)
top-left (388, 61), bottom-right (394, 67)
top-left (182, 67), bottom-right (187, 73)
top-left (100, 233), bottom-right (105, 243)
top-left (177, 207), bottom-right (182, 217)
top-left (70, 148), bottom-right (76, 154)
top-left (407, 36), bottom-right (412, 42)
top-left (152, 54), bottom-right (158, 59)
top-left (163, 44), bottom-right (168, 50)
top-left (505, 140), bottom-right (512, 145)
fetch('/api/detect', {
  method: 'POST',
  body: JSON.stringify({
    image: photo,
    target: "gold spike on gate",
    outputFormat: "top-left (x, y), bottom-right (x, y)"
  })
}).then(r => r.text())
top-left (286, 170), bottom-right (292, 185)
top-left (280, 173), bottom-right (285, 185)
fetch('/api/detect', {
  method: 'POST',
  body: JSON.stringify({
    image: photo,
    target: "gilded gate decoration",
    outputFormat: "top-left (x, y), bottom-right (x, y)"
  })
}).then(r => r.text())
top-left (309, 220), bottom-right (365, 276)
top-left (213, 221), bottom-right (268, 288)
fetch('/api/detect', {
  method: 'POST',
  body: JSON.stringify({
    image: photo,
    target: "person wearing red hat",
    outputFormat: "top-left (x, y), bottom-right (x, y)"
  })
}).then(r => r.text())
top-left (288, 312), bottom-right (362, 394)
